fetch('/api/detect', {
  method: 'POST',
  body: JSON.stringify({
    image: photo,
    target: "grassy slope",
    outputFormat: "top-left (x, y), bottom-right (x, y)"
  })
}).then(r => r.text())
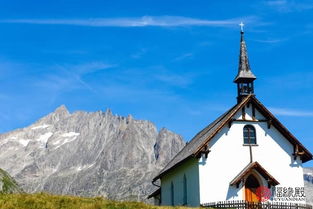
top-left (0, 193), bottom-right (204, 209)
top-left (0, 168), bottom-right (23, 194)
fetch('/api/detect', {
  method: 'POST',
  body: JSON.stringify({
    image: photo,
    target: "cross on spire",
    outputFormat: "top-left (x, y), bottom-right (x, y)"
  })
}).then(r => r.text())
top-left (239, 22), bottom-right (244, 33)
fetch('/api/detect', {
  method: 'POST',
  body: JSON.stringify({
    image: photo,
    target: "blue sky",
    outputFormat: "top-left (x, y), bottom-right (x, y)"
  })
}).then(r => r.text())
top-left (0, 0), bottom-right (313, 166)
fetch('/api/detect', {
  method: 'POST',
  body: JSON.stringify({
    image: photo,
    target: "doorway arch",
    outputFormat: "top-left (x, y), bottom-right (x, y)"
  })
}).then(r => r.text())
top-left (245, 174), bottom-right (260, 202)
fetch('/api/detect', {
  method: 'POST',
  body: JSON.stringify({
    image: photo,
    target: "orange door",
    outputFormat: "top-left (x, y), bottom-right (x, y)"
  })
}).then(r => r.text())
top-left (245, 174), bottom-right (260, 203)
top-left (245, 187), bottom-right (259, 202)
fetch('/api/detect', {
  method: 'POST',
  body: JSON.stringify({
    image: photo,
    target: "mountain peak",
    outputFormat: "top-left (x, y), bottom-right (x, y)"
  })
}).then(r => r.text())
top-left (54, 105), bottom-right (69, 115)
top-left (105, 108), bottom-right (112, 115)
top-left (38, 105), bottom-right (70, 124)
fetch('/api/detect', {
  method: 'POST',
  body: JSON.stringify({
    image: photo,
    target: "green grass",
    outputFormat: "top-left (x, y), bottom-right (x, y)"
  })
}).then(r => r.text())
top-left (0, 168), bottom-right (23, 194)
top-left (0, 193), bottom-right (203, 209)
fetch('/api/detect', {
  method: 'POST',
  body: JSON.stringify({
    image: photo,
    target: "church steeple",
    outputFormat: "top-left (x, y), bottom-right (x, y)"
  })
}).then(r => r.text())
top-left (234, 22), bottom-right (256, 103)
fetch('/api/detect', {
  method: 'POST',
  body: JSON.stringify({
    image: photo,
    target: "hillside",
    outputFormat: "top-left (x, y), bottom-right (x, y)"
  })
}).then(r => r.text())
top-left (0, 106), bottom-right (185, 201)
top-left (0, 168), bottom-right (22, 194)
top-left (0, 193), bottom-right (200, 209)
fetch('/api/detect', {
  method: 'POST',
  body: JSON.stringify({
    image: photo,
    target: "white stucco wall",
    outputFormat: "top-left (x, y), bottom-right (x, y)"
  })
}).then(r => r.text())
top-left (199, 104), bottom-right (306, 205)
top-left (161, 157), bottom-right (200, 207)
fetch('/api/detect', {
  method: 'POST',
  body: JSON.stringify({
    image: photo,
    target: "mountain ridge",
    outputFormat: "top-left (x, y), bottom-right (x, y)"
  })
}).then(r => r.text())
top-left (0, 105), bottom-right (185, 201)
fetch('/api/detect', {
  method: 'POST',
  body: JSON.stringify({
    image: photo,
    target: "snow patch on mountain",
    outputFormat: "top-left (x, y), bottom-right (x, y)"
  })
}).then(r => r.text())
top-left (31, 124), bottom-right (50, 130)
top-left (53, 132), bottom-right (80, 149)
top-left (36, 132), bottom-right (53, 146)
top-left (76, 163), bottom-right (95, 171)
top-left (61, 132), bottom-right (80, 138)
top-left (18, 139), bottom-right (30, 146)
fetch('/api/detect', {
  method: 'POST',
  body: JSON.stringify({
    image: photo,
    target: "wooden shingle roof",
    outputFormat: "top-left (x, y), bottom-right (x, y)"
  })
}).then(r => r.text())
top-left (234, 31), bottom-right (256, 83)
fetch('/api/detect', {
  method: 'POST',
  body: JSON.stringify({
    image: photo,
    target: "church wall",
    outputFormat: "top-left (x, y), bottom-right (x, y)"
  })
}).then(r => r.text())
top-left (198, 104), bottom-right (306, 204)
top-left (161, 157), bottom-right (200, 207)
top-left (245, 106), bottom-right (305, 203)
top-left (198, 124), bottom-right (250, 204)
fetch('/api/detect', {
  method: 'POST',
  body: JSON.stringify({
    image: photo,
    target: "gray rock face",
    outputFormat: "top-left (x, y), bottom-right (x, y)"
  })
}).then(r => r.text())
top-left (304, 167), bottom-right (313, 205)
top-left (0, 106), bottom-right (185, 201)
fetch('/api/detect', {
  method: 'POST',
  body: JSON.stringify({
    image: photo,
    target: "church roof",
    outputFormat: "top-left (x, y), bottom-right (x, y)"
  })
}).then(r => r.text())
top-left (147, 188), bottom-right (161, 199)
top-left (153, 95), bottom-right (312, 182)
top-left (234, 31), bottom-right (256, 83)
top-left (230, 161), bottom-right (280, 187)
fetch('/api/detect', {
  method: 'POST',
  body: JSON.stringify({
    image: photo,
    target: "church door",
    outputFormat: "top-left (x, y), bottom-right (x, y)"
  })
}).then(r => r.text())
top-left (245, 174), bottom-right (260, 202)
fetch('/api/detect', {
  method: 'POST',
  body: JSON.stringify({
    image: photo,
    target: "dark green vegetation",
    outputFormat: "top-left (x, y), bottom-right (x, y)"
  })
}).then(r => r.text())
top-left (0, 193), bottom-right (203, 209)
top-left (0, 168), bottom-right (23, 194)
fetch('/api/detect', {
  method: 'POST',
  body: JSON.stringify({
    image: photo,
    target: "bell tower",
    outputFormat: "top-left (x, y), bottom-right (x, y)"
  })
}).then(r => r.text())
top-left (234, 22), bottom-right (256, 103)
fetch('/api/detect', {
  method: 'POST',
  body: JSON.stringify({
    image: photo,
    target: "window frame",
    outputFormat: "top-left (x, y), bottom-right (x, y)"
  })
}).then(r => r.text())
top-left (243, 125), bottom-right (257, 145)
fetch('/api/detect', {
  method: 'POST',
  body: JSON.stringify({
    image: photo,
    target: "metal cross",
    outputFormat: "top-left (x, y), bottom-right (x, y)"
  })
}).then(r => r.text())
top-left (239, 22), bottom-right (244, 32)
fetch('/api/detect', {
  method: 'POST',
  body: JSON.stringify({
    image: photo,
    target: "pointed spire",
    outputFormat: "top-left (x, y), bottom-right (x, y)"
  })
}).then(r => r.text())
top-left (234, 23), bottom-right (256, 83)
top-left (234, 23), bottom-right (256, 103)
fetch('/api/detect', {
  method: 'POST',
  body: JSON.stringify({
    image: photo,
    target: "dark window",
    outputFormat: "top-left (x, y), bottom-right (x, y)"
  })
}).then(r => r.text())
top-left (171, 181), bottom-right (174, 206)
top-left (183, 174), bottom-right (187, 205)
top-left (244, 125), bottom-right (256, 144)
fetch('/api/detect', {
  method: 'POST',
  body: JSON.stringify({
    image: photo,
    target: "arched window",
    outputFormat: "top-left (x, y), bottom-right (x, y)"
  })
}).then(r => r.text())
top-left (171, 181), bottom-right (174, 206)
top-left (243, 125), bottom-right (256, 144)
top-left (183, 174), bottom-right (187, 205)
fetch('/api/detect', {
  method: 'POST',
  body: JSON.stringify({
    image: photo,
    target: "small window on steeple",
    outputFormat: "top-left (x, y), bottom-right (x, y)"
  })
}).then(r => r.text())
top-left (243, 125), bottom-right (256, 144)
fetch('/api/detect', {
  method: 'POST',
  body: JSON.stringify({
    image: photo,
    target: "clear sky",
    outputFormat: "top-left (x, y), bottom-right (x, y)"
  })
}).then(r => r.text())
top-left (0, 0), bottom-right (313, 166)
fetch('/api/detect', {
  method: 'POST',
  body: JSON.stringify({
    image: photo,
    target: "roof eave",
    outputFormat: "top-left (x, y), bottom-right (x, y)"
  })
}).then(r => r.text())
top-left (234, 76), bottom-right (256, 83)
top-left (230, 162), bottom-right (280, 187)
top-left (147, 188), bottom-right (161, 199)
top-left (193, 95), bottom-right (252, 156)
top-left (152, 155), bottom-right (194, 182)
top-left (250, 97), bottom-right (313, 163)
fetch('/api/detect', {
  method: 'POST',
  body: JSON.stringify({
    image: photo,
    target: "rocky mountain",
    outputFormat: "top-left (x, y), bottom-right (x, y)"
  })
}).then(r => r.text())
top-left (304, 167), bottom-right (313, 205)
top-left (0, 168), bottom-right (22, 194)
top-left (0, 105), bottom-right (185, 201)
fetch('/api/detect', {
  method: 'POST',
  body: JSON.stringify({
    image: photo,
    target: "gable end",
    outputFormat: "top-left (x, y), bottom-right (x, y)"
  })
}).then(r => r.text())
top-left (194, 96), bottom-right (312, 163)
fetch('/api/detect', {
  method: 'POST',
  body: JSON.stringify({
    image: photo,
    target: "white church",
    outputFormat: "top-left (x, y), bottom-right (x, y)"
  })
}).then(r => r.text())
top-left (149, 26), bottom-right (313, 207)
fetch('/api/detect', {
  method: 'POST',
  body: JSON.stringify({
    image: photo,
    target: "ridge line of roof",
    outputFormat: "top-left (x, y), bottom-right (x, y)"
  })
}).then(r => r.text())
top-left (194, 95), bottom-right (252, 155)
top-left (251, 96), bottom-right (313, 162)
top-left (230, 161), bottom-right (280, 186)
